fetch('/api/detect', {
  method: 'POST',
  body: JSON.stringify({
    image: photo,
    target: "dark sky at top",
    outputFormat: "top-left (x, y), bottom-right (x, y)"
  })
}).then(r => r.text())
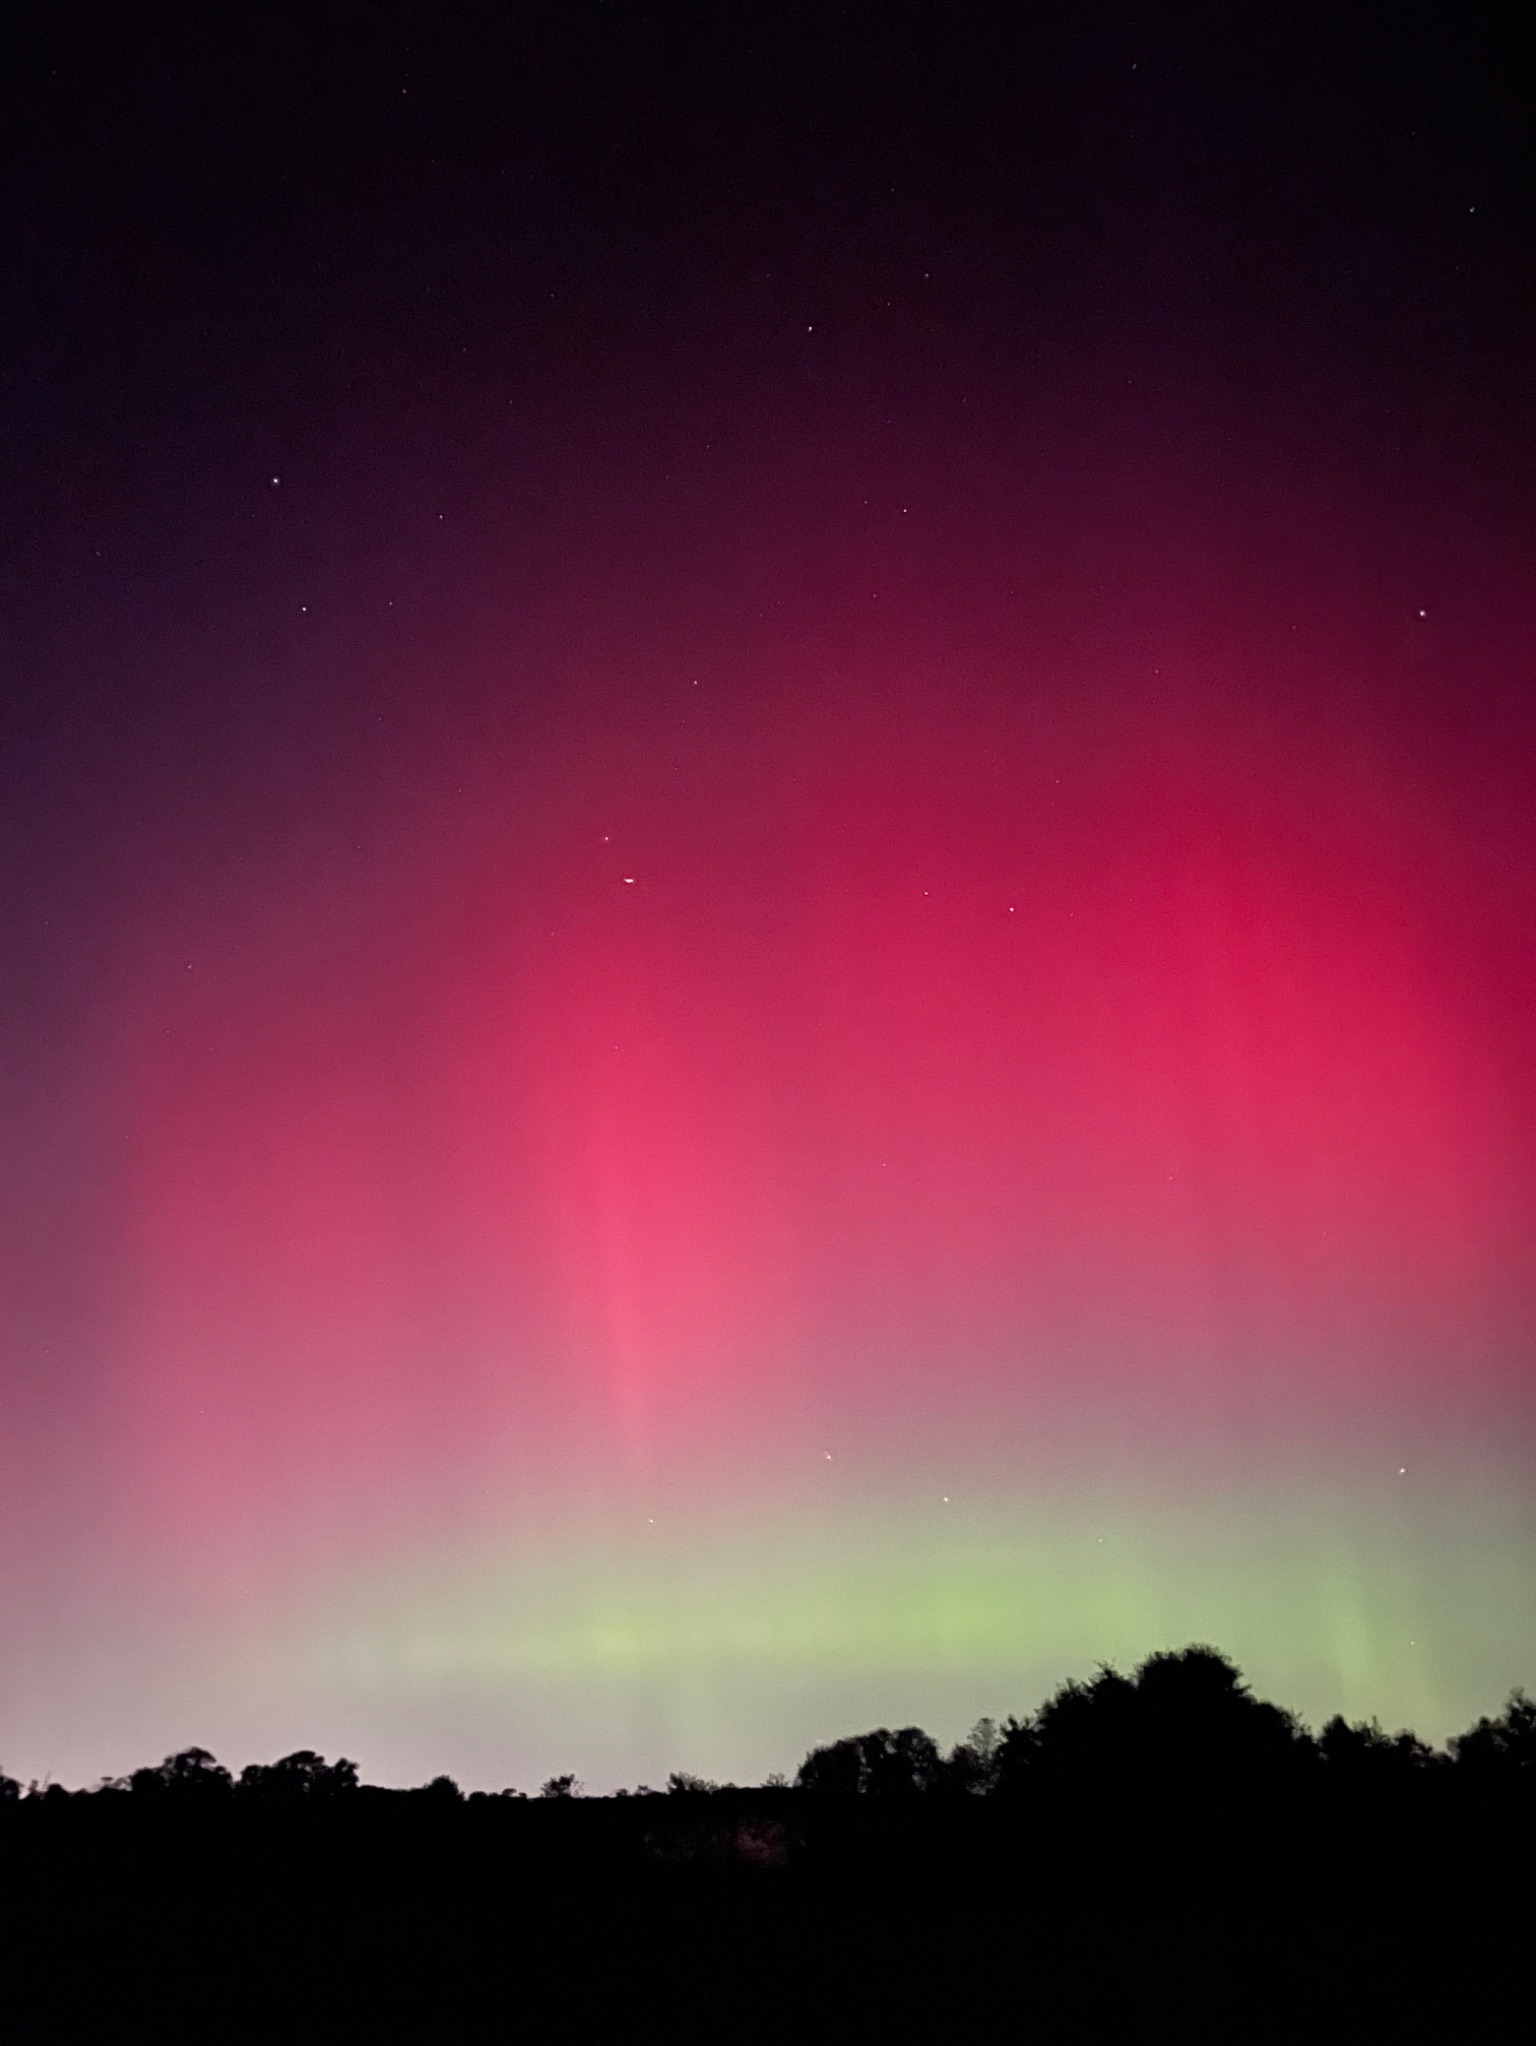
top-left (7, 5), bottom-right (1530, 623)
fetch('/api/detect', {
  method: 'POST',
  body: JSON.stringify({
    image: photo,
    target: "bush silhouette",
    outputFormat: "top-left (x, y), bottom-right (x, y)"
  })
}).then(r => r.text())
top-left (417, 1774), bottom-right (463, 1802)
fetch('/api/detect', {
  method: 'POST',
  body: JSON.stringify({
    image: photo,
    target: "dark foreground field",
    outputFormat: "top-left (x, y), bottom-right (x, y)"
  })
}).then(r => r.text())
top-left (2, 1778), bottom-right (1529, 2042)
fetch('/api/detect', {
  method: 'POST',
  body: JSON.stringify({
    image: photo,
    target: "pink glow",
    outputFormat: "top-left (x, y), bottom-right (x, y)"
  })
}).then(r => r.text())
top-left (110, 667), bottom-right (1525, 1558)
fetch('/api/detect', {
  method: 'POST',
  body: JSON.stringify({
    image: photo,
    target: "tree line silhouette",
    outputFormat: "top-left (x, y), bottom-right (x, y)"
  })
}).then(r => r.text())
top-left (3, 1644), bottom-right (1536, 1808)
top-left (5, 1644), bottom-right (1531, 1808)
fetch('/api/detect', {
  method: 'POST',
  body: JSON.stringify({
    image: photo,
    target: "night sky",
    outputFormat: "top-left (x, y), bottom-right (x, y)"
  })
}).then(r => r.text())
top-left (4, 4), bottom-right (1533, 1790)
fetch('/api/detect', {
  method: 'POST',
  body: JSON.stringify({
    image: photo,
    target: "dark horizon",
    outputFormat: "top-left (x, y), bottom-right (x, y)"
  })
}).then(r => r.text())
top-left (5, 1642), bottom-right (1531, 2035)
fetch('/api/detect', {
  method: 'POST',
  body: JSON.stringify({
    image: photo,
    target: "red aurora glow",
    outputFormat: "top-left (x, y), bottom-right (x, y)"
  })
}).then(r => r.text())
top-left (113, 679), bottom-right (1524, 1552)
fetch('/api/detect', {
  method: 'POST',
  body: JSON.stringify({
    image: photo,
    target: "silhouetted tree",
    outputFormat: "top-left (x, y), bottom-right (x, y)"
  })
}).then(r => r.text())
top-left (128, 1747), bottom-right (233, 1799)
top-left (1017, 1664), bottom-right (1142, 1781)
top-left (796, 1727), bottom-right (942, 1795)
top-left (238, 1751), bottom-right (358, 1800)
top-left (0, 1770), bottom-right (20, 1803)
top-left (991, 1712), bottom-right (1041, 1794)
top-left (1318, 1716), bottom-right (1438, 1779)
top-left (539, 1773), bottom-right (581, 1797)
top-left (996, 1647), bottom-right (1310, 1793)
top-left (666, 1771), bottom-right (717, 1794)
top-left (796, 1735), bottom-right (865, 1795)
top-left (943, 1718), bottom-right (1002, 1795)
top-left (866, 1726), bottom-right (943, 1795)
top-left (1450, 1690), bottom-right (1536, 1776)
top-left (1133, 1645), bottom-right (1310, 1779)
